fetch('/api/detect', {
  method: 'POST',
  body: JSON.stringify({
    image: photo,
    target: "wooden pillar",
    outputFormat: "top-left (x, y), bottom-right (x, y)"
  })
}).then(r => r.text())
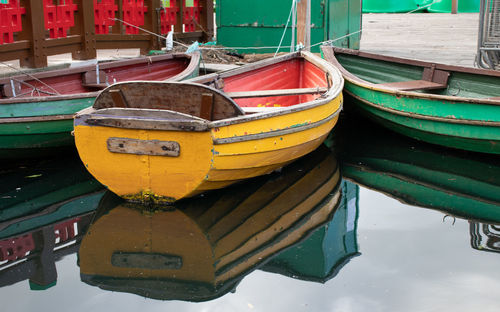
top-left (18, 0), bottom-right (47, 67)
top-left (175, 0), bottom-right (184, 36)
top-left (73, 0), bottom-right (97, 60)
top-left (451, 0), bottom-right (458, 14)
top-left (148, 0), bottom-right (162, 51)
top-left (297, 0), bottom-right (311, 50)
top-left (200, 0), bottom-right (214, 41)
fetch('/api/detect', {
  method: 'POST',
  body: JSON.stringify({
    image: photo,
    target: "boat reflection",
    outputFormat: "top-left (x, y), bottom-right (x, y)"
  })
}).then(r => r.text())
top-left (79, 146), bottom-right (359, 301)
top-left (0, 154), bottom-right (104, 290)
top-left (261, 180), bottom-right (359, 283)
top-left (470, 223), bottom-right (500, 254)
top-left (339, 115), bottom-right (500, 224)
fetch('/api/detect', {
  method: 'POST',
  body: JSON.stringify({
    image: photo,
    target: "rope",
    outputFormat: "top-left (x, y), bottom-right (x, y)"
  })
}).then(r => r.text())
top-left (0, 62), bottom-right (60, 96)
top-left (274, 0), bottom-right (297, 57)
top-left (111, 18), bottom-right (190, 48)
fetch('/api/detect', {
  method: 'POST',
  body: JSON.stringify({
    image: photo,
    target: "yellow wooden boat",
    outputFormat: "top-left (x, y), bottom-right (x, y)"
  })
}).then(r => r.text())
top-left (73, 51), bottom-right (343, 203)
top-left (79, 147), bottom-right (342, 301)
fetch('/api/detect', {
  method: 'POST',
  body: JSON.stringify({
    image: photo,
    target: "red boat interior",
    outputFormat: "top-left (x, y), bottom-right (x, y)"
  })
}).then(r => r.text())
top-left (0, 57), bottom-right (189, 99)
top-left (223, 58), bottom-right (328, 108)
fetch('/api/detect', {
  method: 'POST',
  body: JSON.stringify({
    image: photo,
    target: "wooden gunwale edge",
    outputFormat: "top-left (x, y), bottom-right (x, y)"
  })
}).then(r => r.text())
top-left (348, 91), bottom-right (500, 126)
top-left (0, 53), bottom-right (193, 105)
top-left (213, 110), bottom-right (339, 145)
top-left (0, 114), bottom-right (75, 124)
top-left (166, 52), bottom-right (200, 82)
top-left (321, 46), bottom-right (500, 106)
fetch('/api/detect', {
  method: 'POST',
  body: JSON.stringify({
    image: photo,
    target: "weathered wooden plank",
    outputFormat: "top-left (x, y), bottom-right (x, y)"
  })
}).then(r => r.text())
top-left (200, 93), bottom-right (214, 120)
top-left (87, 115), bottom-right (209, 131)
top-left (107, 137), bottom-right (180, 157)
top-left (226, 87), bottom-right (328, 99)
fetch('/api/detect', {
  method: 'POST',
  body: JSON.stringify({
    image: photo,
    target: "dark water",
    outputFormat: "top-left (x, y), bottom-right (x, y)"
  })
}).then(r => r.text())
top-left (1, 112), bottom-right (500, 312)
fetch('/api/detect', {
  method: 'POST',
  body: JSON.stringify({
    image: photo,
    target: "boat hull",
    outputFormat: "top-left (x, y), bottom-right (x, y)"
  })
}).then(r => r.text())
top-left (322, 46), bottom-right (500, 155)
top-left (74, 94), bottom-right (342, 202)
top-left (344, 85), bottom-right (500, 154)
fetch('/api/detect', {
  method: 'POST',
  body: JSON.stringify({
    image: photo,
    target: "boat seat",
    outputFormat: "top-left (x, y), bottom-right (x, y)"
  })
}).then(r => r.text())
top-left (377, 66), bottom-right (450, 91)
top-left (226, 87), bottom-right (328, 99)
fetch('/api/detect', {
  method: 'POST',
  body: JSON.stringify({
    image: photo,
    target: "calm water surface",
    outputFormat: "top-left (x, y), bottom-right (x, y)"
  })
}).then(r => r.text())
top-left (1, 114), bottom-right (499, 312)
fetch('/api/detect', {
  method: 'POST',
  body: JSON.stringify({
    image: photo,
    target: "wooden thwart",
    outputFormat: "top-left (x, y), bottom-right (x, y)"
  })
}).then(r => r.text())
top-left (226, 87), bottom-right (327, 99)
top-left (107, 137), bottom-right (180, 157)
top-left (378, 80), bottom-right (447, 91)
top-left (378, 66), bottom-right (450, 91)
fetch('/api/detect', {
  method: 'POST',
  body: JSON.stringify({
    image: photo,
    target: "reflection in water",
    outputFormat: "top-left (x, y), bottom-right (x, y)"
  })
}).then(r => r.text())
top-left (339, 115), bottom-right (500, 224)
top-left (79, 146), bottom-right (359, 301)
top-left (262, 181), bottom-right (359, 283)
top-left (0, 154), bottom-right (104, 290)
top-left (470, 223), bottom-right (500, 253)
top-left (338, 115), bottom-right (500, 255)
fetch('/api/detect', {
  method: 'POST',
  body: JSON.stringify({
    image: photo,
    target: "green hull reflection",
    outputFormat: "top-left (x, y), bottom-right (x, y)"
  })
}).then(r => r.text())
top-left (262, 180), bottom-right (359, 283)
top-left (0, 154), bottom-right (104, 290)
top-left (339, 115), bottom-right (500, 224)
top-left (79, 146), bottom-right (355, 301)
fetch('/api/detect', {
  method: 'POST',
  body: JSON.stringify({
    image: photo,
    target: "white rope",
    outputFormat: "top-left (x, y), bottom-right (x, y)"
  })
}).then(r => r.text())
top-left (111, 18), bottom-right (190, 48)
top-left (274, 0), bottom-right (297, 57)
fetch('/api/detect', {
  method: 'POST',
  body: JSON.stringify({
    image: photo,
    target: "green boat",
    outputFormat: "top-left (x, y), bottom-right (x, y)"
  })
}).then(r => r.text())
top-left (0, 52), bottom-right (200, 154)
top-left (338, 115), bottom-right (500, 224)
top-left (322, 46), bottom-right (500, 154)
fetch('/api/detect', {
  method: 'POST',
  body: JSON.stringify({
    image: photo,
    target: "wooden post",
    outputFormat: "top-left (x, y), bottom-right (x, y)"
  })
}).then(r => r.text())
top-left (297, 0), bottom-right (311, 50)
top-left (72, 0), bottom-right (97, 60)
top-left (451, 0), bottom-right (458, 14)
top-left (175, 0), bottom-right (184, 35)
top-left (200, 0), bottom-right (214, 41)
top-left (146, 0), bottom-right (161, 51)
top-left (18, 0), bottom-right (47, 67)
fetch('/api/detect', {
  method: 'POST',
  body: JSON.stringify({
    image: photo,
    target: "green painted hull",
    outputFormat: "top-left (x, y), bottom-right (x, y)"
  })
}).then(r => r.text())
top-left (329, 50), bottom-right (500, 154)
top-left (0, 96), bottom-right (94, 150)
top-left (0, 53), bottom-right (201, 154)
top-left (338, 116), bottom-right (500, 223)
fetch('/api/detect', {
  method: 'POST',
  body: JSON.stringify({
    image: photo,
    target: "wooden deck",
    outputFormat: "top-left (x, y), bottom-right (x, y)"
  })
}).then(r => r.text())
top-left (360, 13), bottom-right (479, 67)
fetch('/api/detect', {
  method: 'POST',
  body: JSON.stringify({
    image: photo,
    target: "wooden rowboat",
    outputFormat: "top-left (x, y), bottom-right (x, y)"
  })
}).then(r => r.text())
top-left (73, 51), bottom-right (343, 203)
top-left (0, 52), bottom-right (200, 153)
top-left (321, 46), bottom-right (500, 154)
top-left (79, 147), bottom-right (342, 301)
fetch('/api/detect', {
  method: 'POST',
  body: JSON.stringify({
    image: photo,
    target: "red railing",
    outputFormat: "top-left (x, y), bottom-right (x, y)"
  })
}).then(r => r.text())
top-left (0, 0), bottom-right (213, 68)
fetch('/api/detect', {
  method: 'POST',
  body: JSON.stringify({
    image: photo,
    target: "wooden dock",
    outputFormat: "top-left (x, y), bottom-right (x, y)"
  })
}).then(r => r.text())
top-left (360, 13), bottom-right (479, 67)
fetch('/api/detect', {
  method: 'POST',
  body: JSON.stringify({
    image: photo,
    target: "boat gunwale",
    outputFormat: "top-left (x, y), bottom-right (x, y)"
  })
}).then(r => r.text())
top-left (0, 53), bottom-right (199, 105)
top-left (80, 52), bottom-right (343, 130)
top-left (0, 114), bottom-right (75, 124)
top-left (321, 46), bottom-right (500, 107)
top-left (182, 51), bottom-right (344, 127)
top-left (212, 110), bottom-right (340, 144)
top-left (347, 91), bottom-right (500, 126)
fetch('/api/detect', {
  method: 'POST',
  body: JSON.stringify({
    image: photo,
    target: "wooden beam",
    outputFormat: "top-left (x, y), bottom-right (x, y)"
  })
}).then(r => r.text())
top-left (451, 0), bottom-right (458, 14)
top-left (226, 87), bottom-right (328, 99)
top-left (296, 0), bottom-right (311, 50)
